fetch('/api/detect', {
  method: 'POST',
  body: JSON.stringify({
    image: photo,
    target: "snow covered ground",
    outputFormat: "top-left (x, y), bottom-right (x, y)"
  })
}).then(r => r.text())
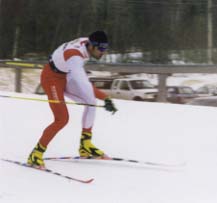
top-left (1, 91), bottom-right (217, 202)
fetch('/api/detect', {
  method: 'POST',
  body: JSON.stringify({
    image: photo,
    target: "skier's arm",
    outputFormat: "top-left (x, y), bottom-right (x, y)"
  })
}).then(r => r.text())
top-left (92, 85), bottom-right (108, 100)
top-left (92, 85), bottom-right (117, 114)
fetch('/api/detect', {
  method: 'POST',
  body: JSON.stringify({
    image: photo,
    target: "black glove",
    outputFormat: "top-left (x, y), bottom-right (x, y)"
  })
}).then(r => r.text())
top-left (104, 98), bottom-right (117, 114)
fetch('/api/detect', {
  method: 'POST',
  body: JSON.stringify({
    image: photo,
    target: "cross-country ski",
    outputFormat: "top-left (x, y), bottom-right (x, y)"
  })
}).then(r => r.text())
top-left (44, 156), bottom-right (186, 169)
top-left (1, 158), bottom-right (94, 184)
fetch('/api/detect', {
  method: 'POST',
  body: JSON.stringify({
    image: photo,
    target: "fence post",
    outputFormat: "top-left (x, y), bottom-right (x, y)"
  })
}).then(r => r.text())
top-left (15, 66), bottom-right (22, 92)
top-left (157, 74), bottom-right (168, 102)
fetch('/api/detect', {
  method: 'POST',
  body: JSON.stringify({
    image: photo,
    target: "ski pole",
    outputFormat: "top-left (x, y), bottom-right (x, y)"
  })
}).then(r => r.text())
top-left (0, 94), bottom-right (104, 108)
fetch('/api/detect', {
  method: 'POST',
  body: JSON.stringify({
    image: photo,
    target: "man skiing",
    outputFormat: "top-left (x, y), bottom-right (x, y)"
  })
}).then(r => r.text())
top-left (27, 31), bottom-right (117, 167)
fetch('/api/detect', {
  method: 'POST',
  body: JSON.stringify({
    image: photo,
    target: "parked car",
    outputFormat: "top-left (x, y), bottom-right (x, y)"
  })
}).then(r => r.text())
top-left (187, 96), bottom-right (217, 107)
top-left (166, 86), bottom-right (198, 104)
top-left (90, 77), bottom-right (158, 101)
top-left (195, 85), bottom-right (217, 97)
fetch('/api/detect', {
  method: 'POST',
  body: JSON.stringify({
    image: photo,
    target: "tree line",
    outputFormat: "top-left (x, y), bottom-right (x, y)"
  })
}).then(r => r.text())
top-left (0, 0), bottom-right (215, 63)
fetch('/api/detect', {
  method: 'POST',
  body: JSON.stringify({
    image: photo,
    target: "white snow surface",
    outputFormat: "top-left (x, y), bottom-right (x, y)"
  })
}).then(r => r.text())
top-left (1, 91), bottom-right (217, 203)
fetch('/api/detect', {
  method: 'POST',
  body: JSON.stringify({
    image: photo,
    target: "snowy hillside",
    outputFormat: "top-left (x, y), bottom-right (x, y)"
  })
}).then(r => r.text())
top-left (1, 91), bottom-right (217, 203)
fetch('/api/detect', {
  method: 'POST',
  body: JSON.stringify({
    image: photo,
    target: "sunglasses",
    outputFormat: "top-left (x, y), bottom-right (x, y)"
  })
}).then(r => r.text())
top-left (90, 41), bottom-right (108, 52)
top-left (97, 46), bottom-right (108, 52)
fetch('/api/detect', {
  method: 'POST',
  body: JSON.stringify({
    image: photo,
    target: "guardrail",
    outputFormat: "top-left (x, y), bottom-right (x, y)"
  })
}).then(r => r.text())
top-left (86, 63), bottom-right (217, 74)
top-left (0, 61), bottom-right (43, 92)
top-left (1, 60), bottom-right (217, 102)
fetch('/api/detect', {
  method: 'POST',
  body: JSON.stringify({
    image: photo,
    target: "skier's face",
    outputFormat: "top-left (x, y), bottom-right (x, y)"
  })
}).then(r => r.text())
top-left (88, 45), bottom-right (106, 60)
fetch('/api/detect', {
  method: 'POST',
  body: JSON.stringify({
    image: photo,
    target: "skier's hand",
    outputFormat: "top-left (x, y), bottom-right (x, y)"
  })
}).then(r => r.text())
top-left (104, 98), bottom-right (117, 114)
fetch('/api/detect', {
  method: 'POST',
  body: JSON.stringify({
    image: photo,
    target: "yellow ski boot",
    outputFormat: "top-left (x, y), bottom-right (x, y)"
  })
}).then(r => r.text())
top-left (27, 143), bottom-right (46, 167)
top-left (79, 132), bottom-right (105, 158)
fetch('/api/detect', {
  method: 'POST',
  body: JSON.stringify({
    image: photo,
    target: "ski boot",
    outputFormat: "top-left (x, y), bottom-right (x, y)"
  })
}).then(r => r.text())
top-left (79, 132), bottom-right (106, 158)
top-left (27, 143), bottom-right (46, 167)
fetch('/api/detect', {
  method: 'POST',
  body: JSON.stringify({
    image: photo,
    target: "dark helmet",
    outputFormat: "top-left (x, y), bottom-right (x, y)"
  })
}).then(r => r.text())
top-left (88, 31), bottom-right (108, 51)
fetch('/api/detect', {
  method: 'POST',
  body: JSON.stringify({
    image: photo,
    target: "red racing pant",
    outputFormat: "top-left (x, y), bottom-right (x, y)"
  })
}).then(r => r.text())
top-left (39, 64), bottom-right (69, 147)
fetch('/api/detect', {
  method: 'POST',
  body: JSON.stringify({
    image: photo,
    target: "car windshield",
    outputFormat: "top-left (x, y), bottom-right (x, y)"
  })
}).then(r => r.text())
top-left (130, 80), bottom-right (154, 89)
top-left (179, 87), bottom-right (194, 94)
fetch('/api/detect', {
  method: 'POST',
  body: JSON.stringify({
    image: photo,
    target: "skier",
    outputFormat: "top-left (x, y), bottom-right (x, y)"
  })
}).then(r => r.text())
top-left (27, 31), bottom-right (117, 167)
